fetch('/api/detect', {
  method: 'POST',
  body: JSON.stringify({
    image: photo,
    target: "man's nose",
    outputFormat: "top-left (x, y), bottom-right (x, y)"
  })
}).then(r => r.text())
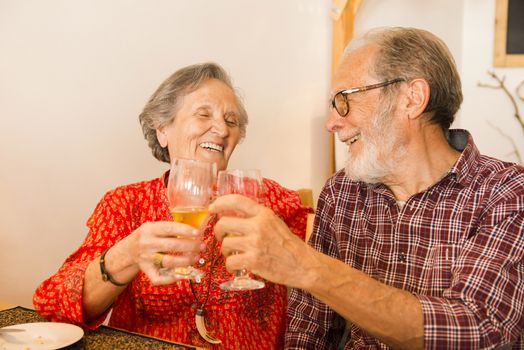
top-left (325, 109), bottom-right (343, 133)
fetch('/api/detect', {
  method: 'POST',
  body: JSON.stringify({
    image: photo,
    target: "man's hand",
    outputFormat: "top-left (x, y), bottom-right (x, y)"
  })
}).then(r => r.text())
top-left (210, 194), bottom-right (317, 288)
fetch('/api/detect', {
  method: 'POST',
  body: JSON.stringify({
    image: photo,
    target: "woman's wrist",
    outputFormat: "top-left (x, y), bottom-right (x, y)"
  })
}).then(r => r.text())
top-left (100, 248), bottom-right (129, 286)
top-left (99, 241), bottom-right (139, 286)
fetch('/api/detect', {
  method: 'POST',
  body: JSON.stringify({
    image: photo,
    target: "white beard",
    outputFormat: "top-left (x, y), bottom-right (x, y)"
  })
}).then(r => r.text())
top-left (344, 99), bottom-right (407, 184)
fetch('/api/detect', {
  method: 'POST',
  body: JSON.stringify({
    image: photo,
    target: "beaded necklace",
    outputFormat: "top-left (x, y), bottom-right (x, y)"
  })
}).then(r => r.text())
top-left (190, 224), bottom-right (221, 344)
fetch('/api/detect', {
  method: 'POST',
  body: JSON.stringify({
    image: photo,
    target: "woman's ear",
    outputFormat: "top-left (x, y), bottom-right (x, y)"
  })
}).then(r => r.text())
top-left (405, 78), bottom-right (430, 120)
top-left (156, 128), bottom-right (168, 148)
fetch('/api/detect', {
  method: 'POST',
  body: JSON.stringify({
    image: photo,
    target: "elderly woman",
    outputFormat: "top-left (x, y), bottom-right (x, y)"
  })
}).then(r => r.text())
top-left (33, 62), bottom-right (308, 349)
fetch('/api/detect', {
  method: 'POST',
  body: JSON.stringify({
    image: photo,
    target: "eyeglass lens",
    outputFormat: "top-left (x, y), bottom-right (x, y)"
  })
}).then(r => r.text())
top-left (334, 92), bottom-right (349, 116)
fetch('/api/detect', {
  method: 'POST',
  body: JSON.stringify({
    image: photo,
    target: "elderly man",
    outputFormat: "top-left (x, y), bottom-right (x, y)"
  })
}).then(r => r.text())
top-left (210, 27), bottom-right (524, 349)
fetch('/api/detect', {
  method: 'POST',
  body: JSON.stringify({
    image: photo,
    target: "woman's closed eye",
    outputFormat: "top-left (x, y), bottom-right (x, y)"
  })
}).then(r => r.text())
top-left (194, 106), bottom-right (212, 119)
top-left (225, 115), bottom-right (239, 127)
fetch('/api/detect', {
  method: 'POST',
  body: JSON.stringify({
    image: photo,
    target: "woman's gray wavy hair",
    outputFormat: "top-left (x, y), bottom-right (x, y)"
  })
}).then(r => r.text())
top-left (346, 27), bottom-right (463, 131)
top-left (139, 62), bottom-right (248, 163)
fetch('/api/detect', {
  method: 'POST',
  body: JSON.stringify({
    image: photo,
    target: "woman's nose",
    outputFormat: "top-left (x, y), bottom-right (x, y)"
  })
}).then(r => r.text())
top-left (211, 117), bottom-right (228, 136)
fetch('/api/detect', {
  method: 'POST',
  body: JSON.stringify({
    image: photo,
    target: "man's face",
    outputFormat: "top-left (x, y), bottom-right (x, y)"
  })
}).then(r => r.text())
top-left (327, 45), bottom-right (407, 183)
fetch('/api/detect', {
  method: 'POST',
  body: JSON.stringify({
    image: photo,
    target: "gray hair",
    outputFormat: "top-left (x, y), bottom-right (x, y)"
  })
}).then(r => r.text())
top-left (346, 27), bottom-right (463, 131)
top-left (139, 62), bottom-right (248, 163)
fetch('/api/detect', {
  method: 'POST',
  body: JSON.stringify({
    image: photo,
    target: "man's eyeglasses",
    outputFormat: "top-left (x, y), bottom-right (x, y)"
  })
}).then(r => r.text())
top-left (330, 78), bottom-right (404, 117)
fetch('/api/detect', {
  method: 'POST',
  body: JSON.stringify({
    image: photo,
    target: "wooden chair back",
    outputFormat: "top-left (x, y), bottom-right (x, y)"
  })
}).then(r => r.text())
top-left (297, 188), bottom-right (315, 242)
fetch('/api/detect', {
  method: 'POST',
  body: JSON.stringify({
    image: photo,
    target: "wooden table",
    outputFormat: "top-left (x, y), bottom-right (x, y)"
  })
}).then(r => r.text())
top-left (0, 306), bottom-right (203, 349)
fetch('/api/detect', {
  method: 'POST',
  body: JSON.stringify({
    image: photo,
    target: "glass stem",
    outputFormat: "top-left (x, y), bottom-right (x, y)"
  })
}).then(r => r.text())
top-left (234, 269), bottom-right (248, 278)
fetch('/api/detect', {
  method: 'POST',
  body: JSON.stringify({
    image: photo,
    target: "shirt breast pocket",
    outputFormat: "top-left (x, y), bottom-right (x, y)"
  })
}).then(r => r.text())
top-left (422, 243), bottom-right (460, 296)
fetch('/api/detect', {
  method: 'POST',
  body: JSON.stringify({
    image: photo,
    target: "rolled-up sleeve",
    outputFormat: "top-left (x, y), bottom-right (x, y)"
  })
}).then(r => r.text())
top-left (33, 188), bottom-right (133, 329)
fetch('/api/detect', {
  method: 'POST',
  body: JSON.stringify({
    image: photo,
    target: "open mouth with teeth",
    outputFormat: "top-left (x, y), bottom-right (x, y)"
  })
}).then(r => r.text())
top-left (200, 142), bottom-right (224, 152)
top-left (348, 134), bottom-right (360, 145)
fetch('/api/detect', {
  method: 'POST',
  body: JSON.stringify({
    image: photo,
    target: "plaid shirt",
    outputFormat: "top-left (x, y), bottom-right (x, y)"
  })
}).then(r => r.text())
top-left (286, 130), bottom-right (524, 349)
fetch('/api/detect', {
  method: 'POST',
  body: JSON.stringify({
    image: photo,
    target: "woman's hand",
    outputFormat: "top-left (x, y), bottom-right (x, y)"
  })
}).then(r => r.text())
top-left (130, 221), bottom-right (205, 285)
top-left (83, 220), bottom-right (204, 321)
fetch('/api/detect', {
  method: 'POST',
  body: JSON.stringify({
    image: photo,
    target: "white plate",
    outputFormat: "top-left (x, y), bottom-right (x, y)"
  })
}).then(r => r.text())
top-left (0, 322), bottom-right (84, 350)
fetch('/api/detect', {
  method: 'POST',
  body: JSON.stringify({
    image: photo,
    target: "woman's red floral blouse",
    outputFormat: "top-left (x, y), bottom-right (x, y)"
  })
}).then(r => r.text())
top-left (33, 174), bottom-right (309, 349)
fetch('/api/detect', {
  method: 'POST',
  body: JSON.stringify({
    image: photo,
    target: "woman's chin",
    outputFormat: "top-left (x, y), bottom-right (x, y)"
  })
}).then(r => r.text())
top-left (196, 152), bottom-right (225, 168)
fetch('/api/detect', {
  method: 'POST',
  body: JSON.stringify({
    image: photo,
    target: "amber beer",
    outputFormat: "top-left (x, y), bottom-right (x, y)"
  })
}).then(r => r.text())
top-left (171, 207), bottom-right (209, 229)
top-left (170, 207), bottom-right (208, 277)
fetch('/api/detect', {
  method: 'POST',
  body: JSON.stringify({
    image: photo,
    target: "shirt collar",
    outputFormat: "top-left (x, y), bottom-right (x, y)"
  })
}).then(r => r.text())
top-left (447, 129), bottom-right (480, 187)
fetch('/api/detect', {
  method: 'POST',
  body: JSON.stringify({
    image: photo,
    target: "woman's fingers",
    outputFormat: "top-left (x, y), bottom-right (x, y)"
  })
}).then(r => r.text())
top-left (160, 253), bottom-right (200, 270)
top-left (139, 248), bottom-right (202, 285)
top-left (132, 221), bottom-right (207, 284)
top-left (140, 263), bottom-right (184, 285)
top-left (141, 220), bottom-right (200, 239)
top-left (136, 221), bottom-right (204, 254)
top-left (145, 236), bottom-right (205, 254)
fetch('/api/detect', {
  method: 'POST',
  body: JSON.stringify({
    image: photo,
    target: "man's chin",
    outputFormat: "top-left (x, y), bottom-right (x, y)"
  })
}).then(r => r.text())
top-left (344, 159), bottom-right (384, 184)
top-left (344, 160), bottom-right (364, 181)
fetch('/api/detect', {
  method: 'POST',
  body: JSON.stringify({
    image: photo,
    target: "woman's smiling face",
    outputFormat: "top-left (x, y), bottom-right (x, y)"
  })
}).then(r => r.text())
top-left (157, 78), bottom-right (242, 171)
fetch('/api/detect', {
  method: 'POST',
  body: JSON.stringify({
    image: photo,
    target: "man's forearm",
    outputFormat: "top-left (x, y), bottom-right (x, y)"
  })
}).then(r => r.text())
top-left (300, 251), bottom-right (424, 349)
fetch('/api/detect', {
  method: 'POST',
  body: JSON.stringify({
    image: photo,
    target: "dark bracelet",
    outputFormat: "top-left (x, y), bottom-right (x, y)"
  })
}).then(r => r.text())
top-left (99, 248), bottom-right (128, 287)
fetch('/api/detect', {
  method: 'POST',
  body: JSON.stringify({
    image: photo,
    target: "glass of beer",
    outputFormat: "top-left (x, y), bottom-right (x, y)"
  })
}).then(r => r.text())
top-left (164, 158), bottom-right (215, 281)
top-left (217, 169), bottom-right (266, 291)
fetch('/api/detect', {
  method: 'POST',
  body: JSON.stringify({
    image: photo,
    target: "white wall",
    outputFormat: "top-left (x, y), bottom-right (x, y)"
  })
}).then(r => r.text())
top-left (3, 0), bottom-right (524, 309)
top-left (0, 0), bottom-right (331, 307)
top-left (461, 0), bottom-right (524, 163)
top-left (335, 0), bottom-right (524, 169)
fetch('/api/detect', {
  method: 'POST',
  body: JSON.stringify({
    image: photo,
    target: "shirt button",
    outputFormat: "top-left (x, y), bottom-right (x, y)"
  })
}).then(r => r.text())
top-left (398, 252), bottom-right (407, 263)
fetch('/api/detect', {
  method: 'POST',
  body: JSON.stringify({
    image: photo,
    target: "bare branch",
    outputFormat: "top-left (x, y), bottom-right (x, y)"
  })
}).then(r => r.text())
top-left (477, 82), bottom-right (501, 89)
top-left (478, 71), bottom-right (524, 131)
top-left (517, 80), bottom-right (524, 102)
top-left (486, 121), bottom-right (523, 164)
